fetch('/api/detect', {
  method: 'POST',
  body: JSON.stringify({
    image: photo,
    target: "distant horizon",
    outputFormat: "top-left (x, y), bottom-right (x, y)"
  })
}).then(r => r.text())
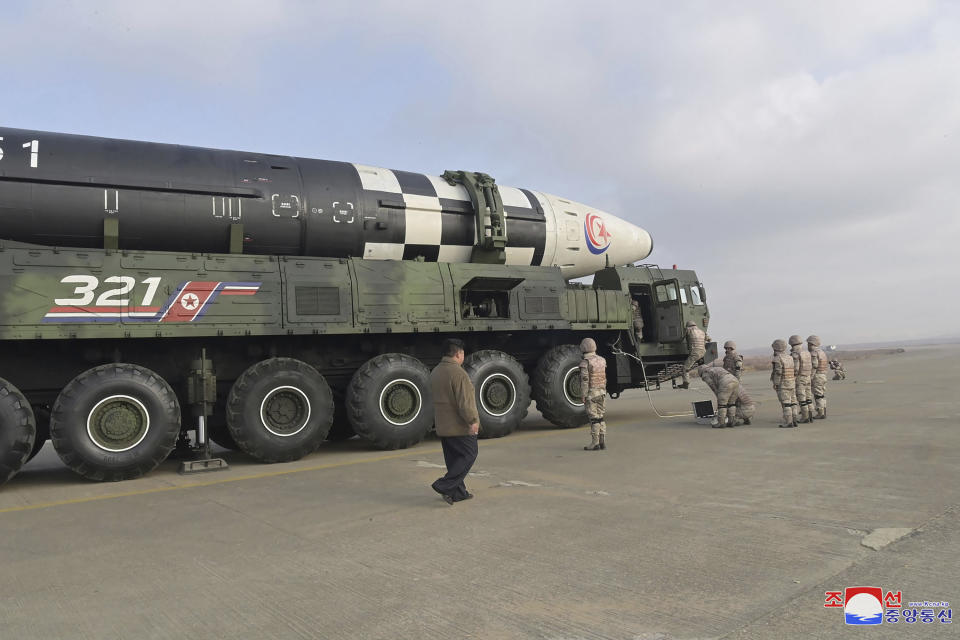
top-left (737, 335), bottom-right (960, 355)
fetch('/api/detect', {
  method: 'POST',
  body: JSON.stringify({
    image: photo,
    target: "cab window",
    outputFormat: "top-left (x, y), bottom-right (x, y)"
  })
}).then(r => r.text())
top-left (679, 287), bottom-right (688, 304)
top-left (690, 286), bottom-right (704, 306)
top-left (655, 283), bottom-right (678, 302)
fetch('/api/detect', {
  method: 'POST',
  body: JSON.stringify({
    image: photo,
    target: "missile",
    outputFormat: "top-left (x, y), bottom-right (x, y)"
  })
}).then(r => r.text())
top-left (0, 128), bottom-right (652, 278)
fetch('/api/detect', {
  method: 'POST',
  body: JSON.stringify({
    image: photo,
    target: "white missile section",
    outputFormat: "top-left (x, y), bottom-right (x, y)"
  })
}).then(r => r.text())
top-left (354, 164), bottom-right (654, 279)
top-left (532, 191), bottom-right (653, 279)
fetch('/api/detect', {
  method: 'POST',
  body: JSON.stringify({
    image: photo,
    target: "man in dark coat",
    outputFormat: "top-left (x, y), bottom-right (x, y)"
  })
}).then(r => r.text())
top-left (430, 338), bottom-right (480, 505)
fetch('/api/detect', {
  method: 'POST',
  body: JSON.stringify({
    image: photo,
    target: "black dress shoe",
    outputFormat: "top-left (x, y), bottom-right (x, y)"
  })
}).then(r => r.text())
top-left (441, 494), bottom-right (454, 505)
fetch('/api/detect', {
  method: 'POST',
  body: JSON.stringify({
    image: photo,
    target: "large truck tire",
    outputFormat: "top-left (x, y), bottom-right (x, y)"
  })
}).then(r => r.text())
top-left (26, 405), bottom-right (50, 463)
top-left (464, 350), bottom-right (531, 438)
top-left (347, 354), bottom-right (434, 450)
top-left (0, 378), bottom-right (36, 485)
top-left (532, 345), bottom-right (588, 429)
top-left (50, 364), bottom-right (181, 482)
top-left (226, 358), bottom-right (333, 463)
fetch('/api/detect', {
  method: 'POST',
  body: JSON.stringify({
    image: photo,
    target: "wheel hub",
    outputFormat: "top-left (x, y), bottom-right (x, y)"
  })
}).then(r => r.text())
top-left (260, 386), bottom-right (311, 437)
top-left (87, 395), bottom-right (150, 452)
top-left (480, 373), bottom-right (516, 417)
top-left (563, 367), bottom-right (585, 407)
top-left (379, 379), bottom-right (421, 426)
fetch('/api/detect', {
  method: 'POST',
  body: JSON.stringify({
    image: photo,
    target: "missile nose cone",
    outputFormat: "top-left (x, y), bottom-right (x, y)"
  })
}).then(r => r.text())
top-left (602, 213), bottom-right (653, 267)
top-left (537, 191), bottom-right (653, 279)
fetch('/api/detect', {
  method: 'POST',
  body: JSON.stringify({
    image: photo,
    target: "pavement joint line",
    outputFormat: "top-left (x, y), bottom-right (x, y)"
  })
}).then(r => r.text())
top-left (0, 420), bottom-right (623, 515)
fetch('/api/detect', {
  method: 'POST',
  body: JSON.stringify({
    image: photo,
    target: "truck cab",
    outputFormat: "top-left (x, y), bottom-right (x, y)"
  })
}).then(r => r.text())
top-left (593, 263), bottom-right (716, 391)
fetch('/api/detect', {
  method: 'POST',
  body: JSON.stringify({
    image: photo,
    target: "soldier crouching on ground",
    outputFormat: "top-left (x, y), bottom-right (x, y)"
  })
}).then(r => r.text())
top-left (579, 338), bottom-right (608, 451)
top-left (771, 339), bottom-right (799, 428)
top-left (734, 383), bottom-right (755, 425)
top-left (790, 334), bottom-right (814, 423)
top-left (678, 320), bottom-right (707, 389)
top-left (830, 359), bottom-right (846, 380)
top-left (722, 340), bottom-right (743, 379)
top-left (698, 365), bottom-right (739, 428)
top-left (808, 335), bottom-right (829, 419)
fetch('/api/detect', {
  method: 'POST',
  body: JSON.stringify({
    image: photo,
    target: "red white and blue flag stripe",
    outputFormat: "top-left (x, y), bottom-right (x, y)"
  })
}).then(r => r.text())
top-left (43, 282), bottom-right (261, 323)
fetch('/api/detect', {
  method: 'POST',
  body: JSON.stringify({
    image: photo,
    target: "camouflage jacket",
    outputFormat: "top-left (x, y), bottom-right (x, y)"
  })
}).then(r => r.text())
top-left (579, 353), bottom-right (607, 395)
top-left (700, 366), bottom-right (737, 394)
top-left (770, 352), bottom-right (795, 388)
top-left (792, 348), bottom-right (812, 377)
top-left (810, 347), bottom-right (829, 374)
top-left (686, 326), bottom-right (706, 354)
top-left (723, 352), bottom-right (743, 378)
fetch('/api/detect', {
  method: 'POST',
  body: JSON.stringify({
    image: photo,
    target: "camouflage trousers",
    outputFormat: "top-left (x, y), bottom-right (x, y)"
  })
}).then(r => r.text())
top-left (714, 379), bottom-right (739, 424)
top-left (585, 389), bottom-right (606, 446)
top-left (795, 375), bottom-right (813, 421)
top-left (776, 386), bottom-right (799, 425)
top-left (735, 402), bottom-right (756, 423)
top-left (811, 373), bottom-right (827, 416)
top-left (681, 348), bottom-right (705, 384)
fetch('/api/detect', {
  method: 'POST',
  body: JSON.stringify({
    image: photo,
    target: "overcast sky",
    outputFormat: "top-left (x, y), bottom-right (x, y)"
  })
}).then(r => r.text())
top-left (3, 1), bottom-right (958, 348)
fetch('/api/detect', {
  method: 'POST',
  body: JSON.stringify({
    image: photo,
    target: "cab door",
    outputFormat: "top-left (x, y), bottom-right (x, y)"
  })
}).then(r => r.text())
top-left (653, 279), bottom-right (685, 343)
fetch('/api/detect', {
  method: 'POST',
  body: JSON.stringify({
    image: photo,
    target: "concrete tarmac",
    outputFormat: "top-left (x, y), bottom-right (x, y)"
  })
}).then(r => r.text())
top-left (1, 345), bottom-right (957, 639)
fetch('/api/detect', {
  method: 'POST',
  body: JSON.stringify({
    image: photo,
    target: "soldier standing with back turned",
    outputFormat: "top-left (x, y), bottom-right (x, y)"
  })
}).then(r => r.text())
top-left (722, 340), bottom-right (743, 379)
top-left (771, 339), bottom-right (799, 428)
top-left (678, 320), bottom-right (706, 389)
top-left (807, 335), bottom-right (829, 419)
top-left (789, 335), bottom-right (814, 423)
top-left (579, 338), bottom-right (608, 451)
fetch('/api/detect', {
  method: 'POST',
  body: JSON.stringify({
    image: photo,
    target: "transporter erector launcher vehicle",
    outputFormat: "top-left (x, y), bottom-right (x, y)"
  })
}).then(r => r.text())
top-left (0, 127), bottom-right (715, 486)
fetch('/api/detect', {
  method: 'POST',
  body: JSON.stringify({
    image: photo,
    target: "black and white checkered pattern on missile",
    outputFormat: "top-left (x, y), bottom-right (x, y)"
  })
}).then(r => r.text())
top-left (352, 164), bottom-right (546, 265)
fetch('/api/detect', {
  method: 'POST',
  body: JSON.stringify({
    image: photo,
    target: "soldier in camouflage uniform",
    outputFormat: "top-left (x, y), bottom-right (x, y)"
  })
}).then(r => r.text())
top-left (678, 320), bottom-right (706, 389)
top-left (733, 383), bottom-right (755, 425)
top-left (697, 365), bottom-right (739, 427)
top-left (771, 339), bottom-right (799, 428)
top-left (722, 340), bottom-right (743, 379)
top-left (579, 338), bottom-right (608, 451)
top-left (630, 298), bottom-right (644, 343)
top-left (807, 335), bottom-right (829, 419)
top-left (789, 335), bottom-right (814, 423)
top-left (830, 359), bottom-right (846, 380)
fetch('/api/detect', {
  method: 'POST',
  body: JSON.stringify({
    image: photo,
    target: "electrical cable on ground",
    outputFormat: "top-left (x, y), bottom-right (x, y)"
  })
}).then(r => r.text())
top-left (610, 337), bottom-right (709, 418)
